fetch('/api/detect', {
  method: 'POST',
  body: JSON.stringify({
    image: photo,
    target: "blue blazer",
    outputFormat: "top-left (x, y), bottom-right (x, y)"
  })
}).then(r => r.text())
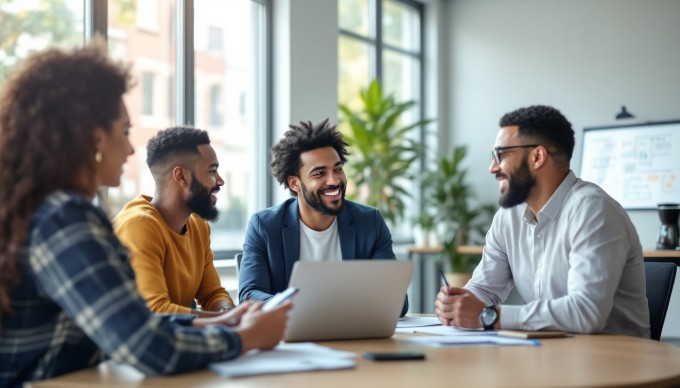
top-left (238, 198), bottom-right (408, 316)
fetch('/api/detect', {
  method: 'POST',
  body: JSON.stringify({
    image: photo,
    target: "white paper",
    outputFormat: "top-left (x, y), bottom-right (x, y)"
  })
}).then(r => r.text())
top-left (396, 316), bottom-right (442, 328)
top-left (396, 325), bottom-right (492, 335)
top-left (209, 342), bottom-right (356, 378)
top-left (405, 335), bottom-right (540, 348)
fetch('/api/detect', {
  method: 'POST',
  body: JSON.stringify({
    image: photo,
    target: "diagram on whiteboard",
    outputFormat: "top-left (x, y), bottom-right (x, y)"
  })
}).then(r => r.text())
top-left (580, 121), bottom-right (680, 209)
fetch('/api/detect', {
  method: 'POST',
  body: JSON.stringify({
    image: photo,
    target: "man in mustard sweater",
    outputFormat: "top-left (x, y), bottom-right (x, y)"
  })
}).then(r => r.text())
top-left (114, 127), bottom-right (234, 316)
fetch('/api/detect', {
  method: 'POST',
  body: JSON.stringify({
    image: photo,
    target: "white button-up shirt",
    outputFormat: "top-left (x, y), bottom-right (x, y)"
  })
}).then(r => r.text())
top-left (466, 171), bottom-right (650, 337)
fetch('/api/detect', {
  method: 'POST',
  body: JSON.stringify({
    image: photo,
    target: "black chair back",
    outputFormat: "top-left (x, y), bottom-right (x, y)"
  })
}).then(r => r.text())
top-left (645, 262), bottom-right (677, 340)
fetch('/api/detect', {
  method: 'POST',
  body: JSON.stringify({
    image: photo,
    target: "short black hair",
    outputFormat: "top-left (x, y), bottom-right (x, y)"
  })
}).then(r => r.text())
top-left (146, 126), bottom-right (210, 173)
top-left (270, 118), bottom-right (349, 196)
top-left (499, 105), bottom-right (575, 164)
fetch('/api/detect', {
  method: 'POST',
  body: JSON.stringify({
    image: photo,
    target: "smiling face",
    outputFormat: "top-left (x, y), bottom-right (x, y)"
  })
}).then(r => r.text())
top-left (186, 144), bottom-right (223, 221)
top-left (489, 125), bottom-right (537, 208)
top-left (290, 146), bottom-right (347, 216)
top-left (95, 103), bottom-right (134, 188)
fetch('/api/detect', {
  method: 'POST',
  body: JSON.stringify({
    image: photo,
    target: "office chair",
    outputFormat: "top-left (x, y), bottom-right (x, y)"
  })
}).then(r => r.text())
top-left (645, 262), bottom-right (677, 340)
top-left (235, 252), bottom-right (243, 278)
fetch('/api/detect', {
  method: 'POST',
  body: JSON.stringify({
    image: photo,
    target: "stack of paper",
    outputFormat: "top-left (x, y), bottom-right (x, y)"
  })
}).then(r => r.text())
top-left (209, 343), bottom-right (356, 378)
top-left (406, 335), bottom-right (540, 347)
top-left (398, 325), bottom-right (496, 336)
top-left (396, 316), bottom-right (442, 328)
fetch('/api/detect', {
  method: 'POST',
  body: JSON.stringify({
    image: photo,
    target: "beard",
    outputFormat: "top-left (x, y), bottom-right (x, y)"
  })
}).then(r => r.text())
top-left (187, 175), bottom-right (220, 221)
top-left (300, 181), bottom-right (346, 216)
top-left (498, 155), bottom-right (536, 209)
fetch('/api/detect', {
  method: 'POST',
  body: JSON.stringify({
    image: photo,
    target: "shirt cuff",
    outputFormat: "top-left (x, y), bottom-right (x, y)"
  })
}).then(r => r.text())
top-left (211, 326), bottom-right (243, 359)
top-left (499, 304), bottom-right (523, 330)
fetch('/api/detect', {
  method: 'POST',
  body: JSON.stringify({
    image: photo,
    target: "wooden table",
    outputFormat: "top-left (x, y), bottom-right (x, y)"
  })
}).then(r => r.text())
top-left (29, 333), bottom-right (680, 387)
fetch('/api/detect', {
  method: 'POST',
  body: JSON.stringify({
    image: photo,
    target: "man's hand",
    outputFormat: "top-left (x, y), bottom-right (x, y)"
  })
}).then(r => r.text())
top-left (192, 301), bottom-right (255, 328)
top-left (189, 300), bottom-right (235, 317)
top-left (434, 286), bottom-right (487, 328)
top-left (215, 300), bottom-right (236, 313)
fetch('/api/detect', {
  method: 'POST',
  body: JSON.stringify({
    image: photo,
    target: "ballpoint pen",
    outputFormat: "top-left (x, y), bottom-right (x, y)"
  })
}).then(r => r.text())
top-left (440, 270), bottom-right (450, 288)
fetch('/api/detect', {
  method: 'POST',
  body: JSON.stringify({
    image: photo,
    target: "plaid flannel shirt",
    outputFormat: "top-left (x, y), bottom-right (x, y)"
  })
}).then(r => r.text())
top-left (0, 191), bottom-right (242, 387)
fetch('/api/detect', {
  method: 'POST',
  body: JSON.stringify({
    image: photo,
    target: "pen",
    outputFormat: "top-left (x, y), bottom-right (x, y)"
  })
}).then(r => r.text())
top-left (440, 270), bottom-right (450, 288)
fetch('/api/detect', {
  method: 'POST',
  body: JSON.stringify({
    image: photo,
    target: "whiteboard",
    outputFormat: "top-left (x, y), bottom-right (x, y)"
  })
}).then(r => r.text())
top-left (580, 121), bottom-right (680, 210)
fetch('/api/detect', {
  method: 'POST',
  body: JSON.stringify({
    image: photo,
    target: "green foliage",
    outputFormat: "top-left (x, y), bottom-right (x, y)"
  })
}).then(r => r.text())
top-left (423, 145), bottom-right (496, 273)
top-left (113, 0), bottom-right (137, 26)
top-left (339, 79), bottom-right (433, 225)
top-left (0, 0), bottom-right (80, 81)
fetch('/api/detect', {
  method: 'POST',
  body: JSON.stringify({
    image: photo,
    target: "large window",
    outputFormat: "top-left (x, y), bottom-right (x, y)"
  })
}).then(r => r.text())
top-left (194, 0), bottom-right (267, 252)
top-left (106, 0), bottom-right (177, 215)
top-left (104, 0), bottom-right (268, 256)
top-left (338, 0), bottom-right (423, 238)
top-left (0, 1), bottom-right (270, 260)
top-left (0, 0), bottom-right (84, 83)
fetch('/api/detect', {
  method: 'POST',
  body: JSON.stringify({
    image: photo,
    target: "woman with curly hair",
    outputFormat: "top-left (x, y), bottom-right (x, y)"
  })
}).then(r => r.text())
top-left (0, 41), bottom-right (290, 387)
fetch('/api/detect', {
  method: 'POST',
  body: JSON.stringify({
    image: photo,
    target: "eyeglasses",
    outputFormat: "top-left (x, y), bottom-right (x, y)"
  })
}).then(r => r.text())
top-left (491, 144), bottom-right (540, 165)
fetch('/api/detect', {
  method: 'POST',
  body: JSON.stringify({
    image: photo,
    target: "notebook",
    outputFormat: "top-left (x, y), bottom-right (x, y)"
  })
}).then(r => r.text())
top-left (283, 260), bottom-right (413, 342)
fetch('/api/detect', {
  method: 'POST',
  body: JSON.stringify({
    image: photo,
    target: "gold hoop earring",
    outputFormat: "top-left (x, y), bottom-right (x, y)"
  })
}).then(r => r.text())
top-left (95, 151), bottom-right (103, 163)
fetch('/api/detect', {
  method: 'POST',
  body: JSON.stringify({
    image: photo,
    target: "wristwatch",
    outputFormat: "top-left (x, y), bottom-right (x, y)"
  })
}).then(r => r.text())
top-left (480, 305), bottom-right (498, 331)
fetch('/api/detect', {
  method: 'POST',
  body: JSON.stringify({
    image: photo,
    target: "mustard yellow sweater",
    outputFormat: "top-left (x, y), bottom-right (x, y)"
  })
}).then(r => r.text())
top-left (113, 195), bottom-right (233, 314)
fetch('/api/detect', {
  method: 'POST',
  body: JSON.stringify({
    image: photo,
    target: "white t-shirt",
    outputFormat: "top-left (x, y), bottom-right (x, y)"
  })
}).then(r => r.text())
top-left (299, 218), bottom-right (342, 262)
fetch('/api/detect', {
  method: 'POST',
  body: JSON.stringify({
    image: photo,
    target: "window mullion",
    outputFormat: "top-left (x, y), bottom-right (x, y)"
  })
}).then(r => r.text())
top-left (176, 0), bottom-right (194, 125)
top-left (375, 0), bottom-right (382, 84)
top-left (85, 0), bottom-right (108, 41)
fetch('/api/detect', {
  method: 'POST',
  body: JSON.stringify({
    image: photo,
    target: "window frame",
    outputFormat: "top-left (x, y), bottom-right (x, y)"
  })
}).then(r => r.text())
top-left (85, 0), bottom-right (273, 258)
top-left (338, 0), bottom-right (426, 242)
top-left (338, 0), bottom-right (424, 94)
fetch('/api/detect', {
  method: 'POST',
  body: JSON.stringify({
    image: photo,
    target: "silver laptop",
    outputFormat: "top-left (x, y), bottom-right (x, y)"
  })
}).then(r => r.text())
top-left (283, 260), bottom-right (413, 342)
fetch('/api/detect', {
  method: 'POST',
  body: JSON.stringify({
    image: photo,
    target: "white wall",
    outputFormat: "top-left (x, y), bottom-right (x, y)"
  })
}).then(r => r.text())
top-left (272, 0), bottom-right (339, 204)
top-left (444, 0), bottom-right (680, 338)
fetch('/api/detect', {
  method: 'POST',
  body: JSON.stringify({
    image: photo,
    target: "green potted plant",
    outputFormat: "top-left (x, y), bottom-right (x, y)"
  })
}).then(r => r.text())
top-left (422, 145), bottom-right (496, 286)
top-left (339, 79), bottom-right (433, 226)
top-left (413, 212), bottom-right (437, 247)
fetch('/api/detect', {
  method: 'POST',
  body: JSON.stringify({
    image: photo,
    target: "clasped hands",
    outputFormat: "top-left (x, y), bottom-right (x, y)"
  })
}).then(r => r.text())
top-left (435, 286), bottom-right (488, 328)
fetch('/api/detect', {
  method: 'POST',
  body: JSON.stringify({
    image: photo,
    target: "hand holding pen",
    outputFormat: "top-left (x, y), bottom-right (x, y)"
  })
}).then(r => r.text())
top-left (436, 269), bottom-right (479, 326)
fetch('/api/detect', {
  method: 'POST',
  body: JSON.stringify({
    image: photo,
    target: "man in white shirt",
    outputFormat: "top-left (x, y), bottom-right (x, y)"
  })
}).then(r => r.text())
top-left (435, 105), bottom-right (650, 338)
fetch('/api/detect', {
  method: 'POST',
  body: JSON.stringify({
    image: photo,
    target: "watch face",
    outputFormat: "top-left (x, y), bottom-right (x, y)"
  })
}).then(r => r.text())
top-left (480, 306), bottom-right (498, 326)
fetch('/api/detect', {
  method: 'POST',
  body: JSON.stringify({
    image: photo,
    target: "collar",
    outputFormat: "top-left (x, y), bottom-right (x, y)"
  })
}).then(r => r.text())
top-left (523, 170), bottom-right (577, 223)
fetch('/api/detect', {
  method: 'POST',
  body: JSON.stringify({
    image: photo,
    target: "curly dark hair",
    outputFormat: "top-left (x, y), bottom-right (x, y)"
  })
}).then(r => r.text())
top-left (499, 105), bottom-right (575, 166)
top-left (270, 118), bottom-right (349, 196)
top-left (0, 40), bottom-right (131, 318)
top-left (146, 126), bottom-right (210, 180)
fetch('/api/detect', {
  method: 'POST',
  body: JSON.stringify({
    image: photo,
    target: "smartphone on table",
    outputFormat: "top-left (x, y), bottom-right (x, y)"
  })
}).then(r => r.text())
top-left (362, 352), bottom-right (426, 361)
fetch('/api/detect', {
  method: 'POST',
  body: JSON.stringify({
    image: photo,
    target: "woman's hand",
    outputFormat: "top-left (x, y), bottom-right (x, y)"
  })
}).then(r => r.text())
top-left (235, 301), bottom-right (292, 352)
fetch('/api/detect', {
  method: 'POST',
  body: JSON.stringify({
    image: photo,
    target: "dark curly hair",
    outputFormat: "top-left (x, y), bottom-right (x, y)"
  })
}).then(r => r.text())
top-left (0, 40), bottom-right (131, 318)
top-left (146, 126), bottom-right (210, 182)
top-left (270, 118), bottom-right (349, 196)
top-left (499, 105), bottom-right (575, 166)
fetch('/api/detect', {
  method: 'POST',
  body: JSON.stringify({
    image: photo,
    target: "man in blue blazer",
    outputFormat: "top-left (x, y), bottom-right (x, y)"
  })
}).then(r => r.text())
top-left (238, 119), bottom-right (408, 316)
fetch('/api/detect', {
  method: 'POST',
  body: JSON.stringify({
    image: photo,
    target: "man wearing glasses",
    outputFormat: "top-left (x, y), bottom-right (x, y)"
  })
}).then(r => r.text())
top-left (435, 105), bottom-right (650, 338)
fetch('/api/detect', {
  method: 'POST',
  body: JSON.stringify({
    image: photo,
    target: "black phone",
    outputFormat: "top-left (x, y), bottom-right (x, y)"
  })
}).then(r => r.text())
top-left (362, 352), bottom-right (426, 361)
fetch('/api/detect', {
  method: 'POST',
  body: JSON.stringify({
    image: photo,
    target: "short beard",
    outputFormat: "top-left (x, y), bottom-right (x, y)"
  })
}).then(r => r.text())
top-left (300, 181), bottom-right (345, 216)
top-left (498, 155), bottom-right (536, 209)
top-left (187, 175), bottom-right (219, 221)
